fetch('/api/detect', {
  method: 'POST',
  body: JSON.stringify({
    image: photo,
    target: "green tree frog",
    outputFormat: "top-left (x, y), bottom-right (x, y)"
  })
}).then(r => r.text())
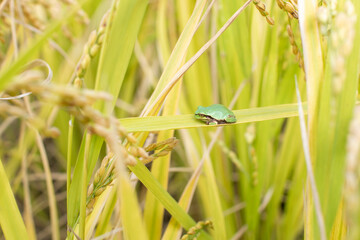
top-left (195, 104), bottom-right (236, 125)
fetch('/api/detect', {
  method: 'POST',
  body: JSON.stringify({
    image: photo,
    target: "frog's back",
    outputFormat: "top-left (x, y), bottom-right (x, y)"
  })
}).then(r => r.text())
top-left (209, 104), bottom-right (233, 120)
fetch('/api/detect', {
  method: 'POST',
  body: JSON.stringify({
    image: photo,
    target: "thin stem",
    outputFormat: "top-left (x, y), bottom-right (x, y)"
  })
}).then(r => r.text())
top-left (79, 133), bottom-right (91, 239)
top-left (20, 122), bottom-right (36, 240)
top-left (295, 78), bottom-right (327, 240)
top-left (10, 0), bottom-right (18, 58)
top-left (0, 0), bottom-right (10, 14)
top-left (23, 94), bottom-right (60, 240)
top-left (66, 115), bottom-right (74, 238)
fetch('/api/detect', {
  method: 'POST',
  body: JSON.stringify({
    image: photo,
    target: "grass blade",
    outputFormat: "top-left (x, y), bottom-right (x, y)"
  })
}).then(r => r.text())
top-left (0, 158), bottom-right (29, 240)
top-left (119, 103), bottom-right (308, 132)
top-left (67, 0), bottom-right (148, 228)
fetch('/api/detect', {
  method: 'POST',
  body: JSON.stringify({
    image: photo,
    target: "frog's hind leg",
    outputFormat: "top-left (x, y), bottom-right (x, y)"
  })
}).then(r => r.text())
top-left (207, 120), bottom-right (218, 125)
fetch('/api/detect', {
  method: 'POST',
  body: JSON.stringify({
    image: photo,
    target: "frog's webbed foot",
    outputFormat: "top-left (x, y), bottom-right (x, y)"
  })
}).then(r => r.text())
top-left (207, 120), bottom-right (218, 125)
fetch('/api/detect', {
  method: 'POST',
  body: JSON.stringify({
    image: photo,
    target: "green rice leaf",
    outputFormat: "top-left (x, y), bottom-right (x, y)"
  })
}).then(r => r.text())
top-left (120, 103), bottom-right (307, 132)
top-left (67, 0), bottom-right (148, 228)
top-left (0, 159), bottom-right (28, 240)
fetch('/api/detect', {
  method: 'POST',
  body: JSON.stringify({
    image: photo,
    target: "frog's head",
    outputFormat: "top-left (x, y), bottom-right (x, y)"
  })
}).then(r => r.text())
top-left (195, 114), bottom-right (209, 121)
top-left (194, 106), bottom-right (209, 120)
top-left (194, 106), bottom-right (204, 115)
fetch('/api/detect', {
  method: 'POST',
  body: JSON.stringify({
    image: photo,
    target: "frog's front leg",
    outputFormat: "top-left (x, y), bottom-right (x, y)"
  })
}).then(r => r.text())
top-left (207, 120), bottom-right (218, 125)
